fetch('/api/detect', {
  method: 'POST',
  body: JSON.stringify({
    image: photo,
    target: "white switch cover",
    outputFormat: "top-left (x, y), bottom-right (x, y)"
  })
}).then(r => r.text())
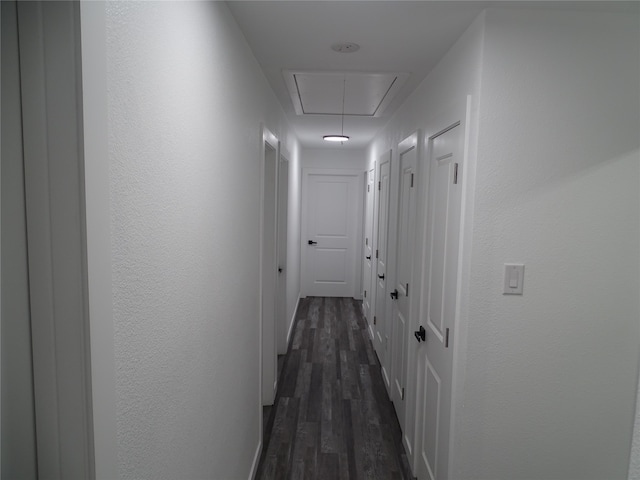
top-left (504, 264), bottom-right (524, 295)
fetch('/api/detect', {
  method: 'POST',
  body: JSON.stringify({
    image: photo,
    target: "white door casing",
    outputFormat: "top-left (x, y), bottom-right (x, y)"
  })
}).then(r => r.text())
top-left (390, 133), bottom-right (419, 434)
top-left (261, 127), bottom-right (279, 406)
top-left (16, 2), bottom-right (95, 477)
top-left (301, 169), bottom-right (363, 298)
top-left (415, 120), bottom-right (464, 480)
top-left (276, 152), bottom-right (289, 355)
top-left (363, 167), bottom-right (376, 337)
top-left (2, 2), bottom-right (38, 474)
top-left (374, 151), bottom-right (392, 387)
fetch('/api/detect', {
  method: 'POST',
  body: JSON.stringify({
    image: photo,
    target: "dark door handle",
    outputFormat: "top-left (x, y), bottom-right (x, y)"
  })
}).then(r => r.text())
top-left (414, 326), bottom-right (426, 343)
top-left (366, 255), bottom-right (371, 260)
top-left (390, 289), bottom-right (398, 299)
top-left (308, 240), bottom-right (317, 245)
top-left (278, 267), bottom-right (283, 273)
top-left (378, 274), bottom-right (385, 280)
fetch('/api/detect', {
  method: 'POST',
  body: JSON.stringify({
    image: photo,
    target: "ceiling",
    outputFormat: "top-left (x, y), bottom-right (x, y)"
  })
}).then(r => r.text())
top-left (227, 1), bottom-right (639, 150)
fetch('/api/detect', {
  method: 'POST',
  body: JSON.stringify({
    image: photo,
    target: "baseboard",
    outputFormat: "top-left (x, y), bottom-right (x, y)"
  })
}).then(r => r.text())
top-left (381, 365), bottom-right (391, 392)
top-left (403, 433), bottom-right (413, 466)
top-left (248, 438), bottom-right (262, 480)
top-left (286, 294), bottom-right (300, 346)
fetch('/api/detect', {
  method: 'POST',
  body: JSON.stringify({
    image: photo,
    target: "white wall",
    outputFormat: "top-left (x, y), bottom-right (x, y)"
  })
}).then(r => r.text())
top-left (301, 146), bottom-right (368, 170)
top-left (456, 8), bottom-right (639, 480)
top-left (81, 2), bottom-right (299, 478)
top-left (367, 6), bottom-right (639, 479)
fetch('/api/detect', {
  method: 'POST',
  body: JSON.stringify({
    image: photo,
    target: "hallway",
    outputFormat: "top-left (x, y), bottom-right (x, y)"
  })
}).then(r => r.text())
top-left (257, 297), bottom-right (413, 480)
top-left (3, 2), bottom-right (637, 478)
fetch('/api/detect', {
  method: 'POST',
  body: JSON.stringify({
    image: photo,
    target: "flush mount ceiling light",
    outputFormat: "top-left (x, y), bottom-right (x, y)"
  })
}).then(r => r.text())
top-left (323, 75), bottom-right (350, 144)
top-left (323, 135), bottom-right (350, 142)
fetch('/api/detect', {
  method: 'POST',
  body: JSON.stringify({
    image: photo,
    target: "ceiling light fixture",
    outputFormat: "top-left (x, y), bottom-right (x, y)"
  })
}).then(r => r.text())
top-left (323, 76), bottom-right (350, 144)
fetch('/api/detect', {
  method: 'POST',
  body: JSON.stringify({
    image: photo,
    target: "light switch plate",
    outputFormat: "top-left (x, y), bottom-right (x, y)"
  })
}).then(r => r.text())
top-left (504, 264), bottom-right (524, 295)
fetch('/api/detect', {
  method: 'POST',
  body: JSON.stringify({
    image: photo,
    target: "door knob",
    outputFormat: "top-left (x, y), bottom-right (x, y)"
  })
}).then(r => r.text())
top-left (366, 255), bottom-right (371, 260)
top-left (278, 267), bottom-right (283, 273)
top-left (378, 274), bottom-right (385, 280)
top-left (414, 326), bottom-right (426, 343)
top-left (308, 240), bottom-right (318, 245)
top-left (390, 289), bottom-right (398, 299)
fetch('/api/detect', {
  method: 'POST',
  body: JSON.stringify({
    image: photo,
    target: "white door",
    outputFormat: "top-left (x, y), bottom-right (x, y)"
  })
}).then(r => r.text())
top-left (261, 129), bottom-right (279, 405)
top-left (302, 169), bottom-right (362, 297)
top-left (374, 151), bottom-right (391, 386)
top-left (363, 167), bottom-right (375, 336)
top-left (416, 122), bottom-right (463, 480)
top-left (276, 154), bottom-right (289, 355)
top-left (390, 133), bottom-right (419, 428)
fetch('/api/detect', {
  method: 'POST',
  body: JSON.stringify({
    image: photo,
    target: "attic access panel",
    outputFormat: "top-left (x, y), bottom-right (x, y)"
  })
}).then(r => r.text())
top-left (284, 70), bottom-right (409, 117)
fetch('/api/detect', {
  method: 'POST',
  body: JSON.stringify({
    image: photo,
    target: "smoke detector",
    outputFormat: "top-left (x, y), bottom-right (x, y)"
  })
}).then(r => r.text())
top-left (331, 42), bottom-right (360, 53)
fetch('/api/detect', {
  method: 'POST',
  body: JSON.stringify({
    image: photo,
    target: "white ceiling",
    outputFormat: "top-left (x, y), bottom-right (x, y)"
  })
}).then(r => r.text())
top-left (227, 1), bottom-right (639, 150)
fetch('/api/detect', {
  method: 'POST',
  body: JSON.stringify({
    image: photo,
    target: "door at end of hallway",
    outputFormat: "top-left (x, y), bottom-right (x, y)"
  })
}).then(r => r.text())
top-left (301, 168), bottom-right (364, 298)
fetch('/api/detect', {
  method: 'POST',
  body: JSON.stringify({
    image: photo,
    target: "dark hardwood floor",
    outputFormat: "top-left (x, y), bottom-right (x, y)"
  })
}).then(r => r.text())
top-left (257, 297), bottom-right (415, 480)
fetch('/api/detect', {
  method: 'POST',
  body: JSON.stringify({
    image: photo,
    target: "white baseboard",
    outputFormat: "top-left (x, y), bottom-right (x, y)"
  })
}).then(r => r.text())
top-left (403, 433), bottom-right (414, 474)
top-left (286, 294), bottom-right (300, 347)
top-left (248, 438), bottom-right (262, 480)
top-left (381, 365), bottom-right (391, 393)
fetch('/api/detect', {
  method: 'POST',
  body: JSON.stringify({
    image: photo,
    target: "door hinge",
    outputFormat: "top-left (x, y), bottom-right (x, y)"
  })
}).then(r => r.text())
top-left (364, 290), bottom-right (367, 298)
top-left (367, 184), bottom-right (370, 192)
top-left (410, 173), bottom-right (414, 188)
top-left (374, 316), bottom-right (377, 325)
top-left (365, 237), bottom-right (368, 246)
top-left (401, 387), bottom-right (405, 400)
top-left (376, 249), bottom-right (379, 259)
top-left (406, 283), bottom-right (409, 296)
top-left (378, 181), bottom-right (381, 191)
top-left (453, 163), bottom-right (459, 185)
top-left (445, 327), bottom-right (450, 348)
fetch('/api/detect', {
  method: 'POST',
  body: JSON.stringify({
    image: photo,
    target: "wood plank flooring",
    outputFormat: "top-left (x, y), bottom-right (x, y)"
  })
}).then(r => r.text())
top-left (257, 297), bottom-right (415, 480)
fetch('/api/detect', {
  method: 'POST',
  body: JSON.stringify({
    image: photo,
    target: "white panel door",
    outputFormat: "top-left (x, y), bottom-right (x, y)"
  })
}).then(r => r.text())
top-left (374, 152), bottom-right (391, 386)
top-left (391, 134), bottom-right (418, 429)
top-left (416, 123), bottom-right (463, 480)
top-left (303, 170), bottom-right (361, 297)
top-left (363, 167), bottom-right (375, 336)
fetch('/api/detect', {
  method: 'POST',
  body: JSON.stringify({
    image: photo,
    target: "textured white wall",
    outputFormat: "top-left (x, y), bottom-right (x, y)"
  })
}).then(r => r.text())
top-left (301, 147), bottom-right (368, 170)
top-left (83, 2), bottom-right (299, 478)
top-left (456, 8), bottom-right (639, 479)
top-left (368, 6), bottom-right (639, 479)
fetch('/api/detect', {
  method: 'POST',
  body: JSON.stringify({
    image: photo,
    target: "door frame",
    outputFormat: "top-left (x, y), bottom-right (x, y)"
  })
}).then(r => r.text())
top-left (388, 131), bottom-right (422, 458)
top-left (363, 164), bottom-right (376, 340)
top-left (408, 97), bottom-right (475, 478)
top-left (372, 149), bottom-right (392, 389)
top-left (276, 148), bottom-right (290, 355)
top-left (260, 125), bottom-right (280, 408)
top-left (300, 168), bottom-right (364, 298)
top-left (14, 2), bottom-right (96, 477)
